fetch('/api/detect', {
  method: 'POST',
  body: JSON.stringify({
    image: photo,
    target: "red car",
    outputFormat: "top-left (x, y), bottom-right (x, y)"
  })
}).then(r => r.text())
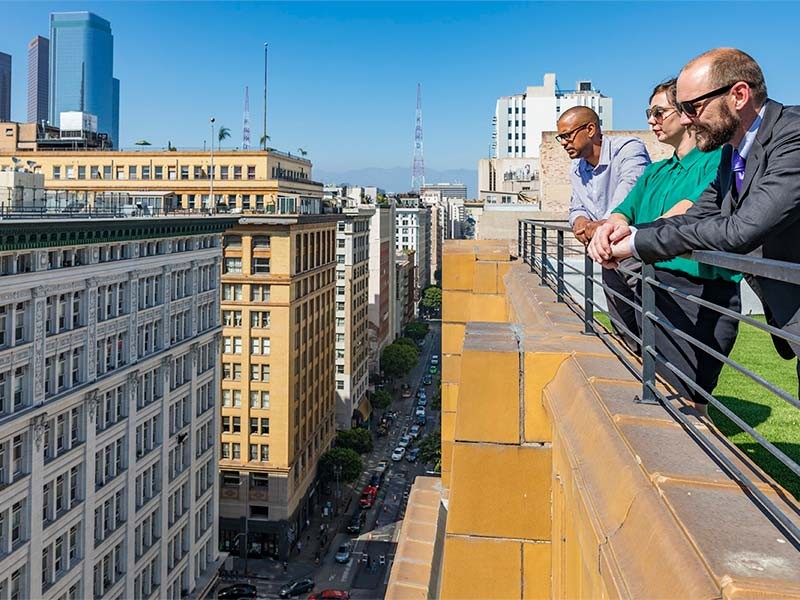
top-left (308, 591), bottom-right (351, 600)
top-left (359, 485), bottom-right (378, 508)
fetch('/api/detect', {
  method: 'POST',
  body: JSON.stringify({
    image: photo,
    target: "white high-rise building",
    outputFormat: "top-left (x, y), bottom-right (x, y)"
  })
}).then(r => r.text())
top-left (0, 215), bottom-right (229, 600)
top-left (395, 206), bottom-right (431, 296)
top-left (493, 73), bottom-right (613, 160)
top-left (335, 207), bottom-right (373, 429)
top-left (367, 202), bottom-right (397, 373)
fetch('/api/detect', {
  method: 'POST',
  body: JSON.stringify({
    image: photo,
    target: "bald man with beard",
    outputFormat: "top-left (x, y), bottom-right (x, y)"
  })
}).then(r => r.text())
top-left (555, 106), bottom-right (650, 349)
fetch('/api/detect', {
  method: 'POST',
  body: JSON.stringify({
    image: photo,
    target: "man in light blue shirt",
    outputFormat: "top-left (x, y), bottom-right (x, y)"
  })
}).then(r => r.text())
top-left (557, 106), bottom-right (650, 348)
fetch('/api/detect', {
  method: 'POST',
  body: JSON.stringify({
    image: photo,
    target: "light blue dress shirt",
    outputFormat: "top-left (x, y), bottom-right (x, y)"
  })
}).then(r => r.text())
top-left (568, 135), bottom-right (651, 227)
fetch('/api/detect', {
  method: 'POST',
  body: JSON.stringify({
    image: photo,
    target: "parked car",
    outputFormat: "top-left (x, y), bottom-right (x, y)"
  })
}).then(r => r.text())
top-left (430, 354), bottom-right (439, 365)
top-left (218, 583), bottom-right (258, 599)
top-left (409, 424), bottom-right (421, 439)
top-left (406, 448), bottom-right (421, 463)
top-left (416, 388), bottom-right (426, 398)
top-left (391, 447), bottom-right (406, 461)
top-left (429, 365), bottom-right (438, 374)
top-left (415, 407), bottom-right (426, 418)
top-left (359, 486), bottom-right (378, 509)
top-left (401, 384), bottom-right (412, 398)
top-left (347, 511), bottom-right (366, 534)
top-left (308, 591), bottom-right (351, 600)
top-left (369, 472), bottom-right (382, 488)
top-left (417, 397), bottom-right (427, 407)
top-left (279, 578), bottom-right (314, 598)
top-left (416, 413), bottom-right (427, 426)
top-left (423, 375), bottom-right (432, 386)
top-left (334, 543), bottom-right (352, 564)
top-left (398, 435), bottom-right (411, 448)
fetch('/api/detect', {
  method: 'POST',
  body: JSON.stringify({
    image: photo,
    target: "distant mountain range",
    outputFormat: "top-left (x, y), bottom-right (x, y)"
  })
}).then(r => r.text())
top-left (314, 166), bottom-right (477, 197)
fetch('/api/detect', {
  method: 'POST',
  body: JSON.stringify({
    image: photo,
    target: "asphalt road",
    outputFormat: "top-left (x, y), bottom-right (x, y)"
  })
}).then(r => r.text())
top-left (214, 322), bottom-right (442, 600)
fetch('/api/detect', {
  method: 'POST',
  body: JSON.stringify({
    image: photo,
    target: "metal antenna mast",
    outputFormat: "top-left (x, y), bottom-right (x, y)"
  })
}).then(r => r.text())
top-left (242, 86), bottom-right (251, 150)
top-left (411, 83), bottom-right (425, 192)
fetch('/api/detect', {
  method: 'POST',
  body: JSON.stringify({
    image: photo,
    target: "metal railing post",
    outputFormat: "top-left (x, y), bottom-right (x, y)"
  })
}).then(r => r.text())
top-left (540, 227), bottom-right (548, 285)
top-left (583, 248), bottom-right (594, 335)
top-left (638, 263), bottom-right (658, 404)
top-left (529, 224), bottom-right (536, 273)
top-left (556, 230), bottom-right (565, 302)
top-left (518, 221), bottom-right (523, 260)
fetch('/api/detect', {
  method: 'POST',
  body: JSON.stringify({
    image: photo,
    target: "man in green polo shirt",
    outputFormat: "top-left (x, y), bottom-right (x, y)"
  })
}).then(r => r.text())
top-left (596, 78), bottom-right (740, 415)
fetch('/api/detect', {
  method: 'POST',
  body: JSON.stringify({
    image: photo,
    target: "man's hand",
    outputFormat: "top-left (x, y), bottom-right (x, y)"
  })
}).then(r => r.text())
top-left (572, 216), bottom-right (590, 245)
top-left (583, 219), bottom-right (607, 241)
top-left (588, 219), bottom-right (629, 263)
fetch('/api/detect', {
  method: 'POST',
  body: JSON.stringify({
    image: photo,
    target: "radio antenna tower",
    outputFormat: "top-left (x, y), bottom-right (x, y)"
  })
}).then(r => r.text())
top-left (242, 86), bottom-right (251, 150)
top-left (411, 83), bottom-right (425, 192)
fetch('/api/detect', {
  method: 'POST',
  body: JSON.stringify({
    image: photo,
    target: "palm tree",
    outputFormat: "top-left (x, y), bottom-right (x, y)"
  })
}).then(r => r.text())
top-left (297, 147), bottom-right (308, 157)
top-left (259, 134), bottom-right (270, 150)
top-left (217, 126), bottom-right (231, 150)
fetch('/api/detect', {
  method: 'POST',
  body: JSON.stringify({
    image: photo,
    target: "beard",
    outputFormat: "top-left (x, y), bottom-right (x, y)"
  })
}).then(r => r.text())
top-left (694, 101), bottom-right (740, 152)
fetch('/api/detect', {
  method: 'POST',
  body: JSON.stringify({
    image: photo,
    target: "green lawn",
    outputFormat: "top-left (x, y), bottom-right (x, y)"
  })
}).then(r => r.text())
top-left (594, 313), bottom-right (800, 498)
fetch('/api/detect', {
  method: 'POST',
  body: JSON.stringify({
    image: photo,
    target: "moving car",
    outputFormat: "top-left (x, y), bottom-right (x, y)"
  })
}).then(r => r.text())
top-left (334, 543), bottom-right (351, 564)
top-left (347, 511), bottom-right (366, 534)
top-left (279, 578), bottom-right (314, 598)
top-left (401, 384), bottom-right (412, 398)
top-left (308, 591), bottom-right (351, 600)
top-left (391, 447), bottom-right (406, 461)
top-left (398, 435), bottom-right (411, 448)
top-left (369, 472), bottom-right (382, 488)
top-left (409, 424), bottom-right (421, 439)
top-left (359, 486), bottom-right (378, 509)
top-left (218, 583), bottom-right (258, 599)
top-left (406, 448), bottom-right (421, 463)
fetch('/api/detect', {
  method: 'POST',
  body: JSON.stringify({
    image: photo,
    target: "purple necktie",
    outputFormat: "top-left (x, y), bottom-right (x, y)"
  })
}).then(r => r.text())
top-left (732, 149), bottom-right (746, 195)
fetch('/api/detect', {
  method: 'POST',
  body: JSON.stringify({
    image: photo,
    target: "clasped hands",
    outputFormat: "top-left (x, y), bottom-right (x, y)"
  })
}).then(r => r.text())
top-left (577, 217), bottom-right (634, 269)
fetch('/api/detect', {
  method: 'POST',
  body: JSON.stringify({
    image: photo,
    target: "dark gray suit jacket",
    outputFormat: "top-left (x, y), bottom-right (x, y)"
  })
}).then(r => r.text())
top-left (635, 99), bottom-right (800, 358)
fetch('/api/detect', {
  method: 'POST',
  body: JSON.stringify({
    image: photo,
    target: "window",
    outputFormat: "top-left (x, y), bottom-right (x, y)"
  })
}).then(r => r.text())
top-left (129, 166), bottom-right (138, 180)
top-left (220, 166), bottom-right (229, 179)
top-left (223, 310), bottom-right (242, 327)
top-left (180, 166), bottom-right (189, 180)
top-left (250, 391), bottom-right (270, 409)
top-left (260, 418), bottom-right (270, 435)
top-left (223, 258), bottom-right (242, 274)
top-left (222, 284), bottom-right (242, 301)
top-left (252, 235), bottom-right (270, 249)
top-left (247, 166), bottom-right (256, 180)
top-left (252, 258), bottom-right (270, 274)
top-left (249, 444), bottom-right (258, 461)
top-left (251, 285), bottom-right (270, 302)
top-left (250, 311), bottom-right (270, 328)
top-left (155, 166), bottom-right (163, 179)
top-left (233, 166), bottom-right (242, 180)
top-left (250, 338), bottom-right (270, 355)
top-left (260, 446), bottom-right (269, 462)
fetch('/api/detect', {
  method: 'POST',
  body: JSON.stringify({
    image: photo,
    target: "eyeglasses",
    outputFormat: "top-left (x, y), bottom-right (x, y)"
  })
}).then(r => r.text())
top-left (645, 106), bottom-right (676, 120)
top-left (677, 83), bottom-right (735, 117)
top-left (555, 122), bottom-right (591, 143)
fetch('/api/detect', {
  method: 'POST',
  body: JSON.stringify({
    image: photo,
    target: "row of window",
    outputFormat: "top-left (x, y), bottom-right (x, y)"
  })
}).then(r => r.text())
top-left (52, 164), bottom-right (257, 181)
top-left (220, 442), bottom-right (270, 462)
top-left (221, 389), bottom-right (271, 409)
top-left (222, 363), bottom-right (270, 382)
top-left (223, 336), bottom-right (271, 355)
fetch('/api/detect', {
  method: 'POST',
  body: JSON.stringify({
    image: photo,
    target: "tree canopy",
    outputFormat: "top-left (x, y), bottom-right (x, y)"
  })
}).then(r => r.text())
top-left (318, 447), bottom-right (363, 483)
top-left (371, 389), bottom-right (392, 410)
top-left (421, 286), bottom-right (442, 310)
top-left (403, 321), bottom-right (429, 341)
top-left (336, 428), bottom-right (373, 455)
top-left (381, 341), bottom-right (418, 379)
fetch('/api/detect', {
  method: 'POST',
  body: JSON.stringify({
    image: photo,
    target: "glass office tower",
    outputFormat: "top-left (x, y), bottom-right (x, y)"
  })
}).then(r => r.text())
top-left (49, 12), bottom-right (119, 147)
top-left (0, 52), bottom-right (10, 122)
top-left (27, 36), bottom-right (49, 124)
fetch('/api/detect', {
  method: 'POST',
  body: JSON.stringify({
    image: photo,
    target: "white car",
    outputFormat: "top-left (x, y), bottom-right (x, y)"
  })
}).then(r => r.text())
top-left (415, 407), bottom-right (426, 418)
top-left (409, 425), bottom-right (421, 439)
top-left (391, 447), bottom-right (406, 461)
top-left (398, 435), bottom-right (411, 448)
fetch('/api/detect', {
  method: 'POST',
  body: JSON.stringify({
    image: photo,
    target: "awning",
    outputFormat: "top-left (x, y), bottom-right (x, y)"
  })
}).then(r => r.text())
top-left (356, 394), bottom-right (372, 421)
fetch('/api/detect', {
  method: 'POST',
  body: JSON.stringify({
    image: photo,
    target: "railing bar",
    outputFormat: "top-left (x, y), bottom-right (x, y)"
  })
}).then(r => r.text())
top-left (646, 381), bottom-right (800, 548)
top-left (646, 348), bottom-right (800, 478)
top-left (692, 249), bottom-right (800, 286)
top-left (643, 312), bottom-right (800, 410)
top-left (643, 275), bottom-right (800, 348)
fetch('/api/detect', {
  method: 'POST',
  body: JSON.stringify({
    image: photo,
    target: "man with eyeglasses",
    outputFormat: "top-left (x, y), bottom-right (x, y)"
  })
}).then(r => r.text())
top-left (590, 48), bottom-right (800, 395)
top-left (557, 105), bottom-right (650, 349)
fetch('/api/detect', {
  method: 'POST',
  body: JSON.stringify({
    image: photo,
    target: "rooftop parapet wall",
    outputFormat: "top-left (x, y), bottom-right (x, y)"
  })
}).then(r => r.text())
top-left (429, 239), bottom-right (800, 600)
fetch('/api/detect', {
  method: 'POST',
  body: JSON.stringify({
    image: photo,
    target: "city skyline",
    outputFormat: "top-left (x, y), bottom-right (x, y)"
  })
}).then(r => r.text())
top-left (1, 2), bottom-right (800, 178)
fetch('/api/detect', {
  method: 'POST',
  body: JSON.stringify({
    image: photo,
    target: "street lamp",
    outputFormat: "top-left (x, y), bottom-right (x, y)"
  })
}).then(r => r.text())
top-left (333, 464), bottom-right (342, 515)
top-left (209, 117), bottom-right (215, 214)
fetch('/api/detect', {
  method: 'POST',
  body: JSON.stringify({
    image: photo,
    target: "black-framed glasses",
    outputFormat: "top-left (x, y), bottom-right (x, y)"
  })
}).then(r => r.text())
top-left (677, 83), bottom-right (735, 117)
top-left (645, 105), bottom-right (676, 120)
top-left (555, 122), bottom-right (591, 143)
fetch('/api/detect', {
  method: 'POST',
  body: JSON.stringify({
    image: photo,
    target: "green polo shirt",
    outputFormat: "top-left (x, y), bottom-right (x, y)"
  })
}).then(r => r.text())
top-left (613, 147), bottom-right (739, 281)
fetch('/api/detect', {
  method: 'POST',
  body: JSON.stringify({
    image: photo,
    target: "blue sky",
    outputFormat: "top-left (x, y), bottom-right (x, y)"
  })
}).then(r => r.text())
top-left (3, 1), bottom-right (800, 175)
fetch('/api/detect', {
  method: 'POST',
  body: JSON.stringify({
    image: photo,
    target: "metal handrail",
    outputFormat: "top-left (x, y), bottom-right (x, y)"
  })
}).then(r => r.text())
top-left (519, 218), bottom-right (800, 547)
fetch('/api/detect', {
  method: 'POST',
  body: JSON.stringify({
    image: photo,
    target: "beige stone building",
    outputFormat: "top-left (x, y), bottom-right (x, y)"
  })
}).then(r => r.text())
top-left (0, 141), bottom-right (320, 215)
top-left (217, 215), bottom-right (339, 560)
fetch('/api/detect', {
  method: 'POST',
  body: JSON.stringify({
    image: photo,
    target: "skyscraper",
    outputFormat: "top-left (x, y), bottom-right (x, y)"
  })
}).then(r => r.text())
top-left (49, 12), bottom-right (119, 147)
top-left (27, 36), bottom-right (49, 125)
top-left (0, 52), bottom-right (11, 122)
